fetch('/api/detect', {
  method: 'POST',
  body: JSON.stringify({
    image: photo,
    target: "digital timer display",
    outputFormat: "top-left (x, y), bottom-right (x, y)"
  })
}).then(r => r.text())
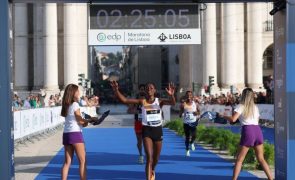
top-left (90, 4), bottom-right (199, 29)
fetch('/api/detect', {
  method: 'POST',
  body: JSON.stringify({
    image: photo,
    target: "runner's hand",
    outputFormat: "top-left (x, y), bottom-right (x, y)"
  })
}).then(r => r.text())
top-left (165, 82), bottom-right (176, 96)
top-left (82, 122), bottom-right (88, 127)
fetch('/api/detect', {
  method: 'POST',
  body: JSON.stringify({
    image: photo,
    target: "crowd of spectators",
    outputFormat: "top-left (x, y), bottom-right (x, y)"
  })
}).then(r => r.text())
top-left (79, 95), bottom-right (100, 107)
top-left (13, 80), bottom-right (273, 111)
top-left (195, 93), bottom-right (239, 106)
top-left (13, 94), bottom-right (44, 110)
top-left (192, 91), bottom-right (273, 107)
top-left (13, 93), bottom-right (100, 111)
top-left (48, 94), bottom-right (62, 107)
top-left (195, 75), bottom-right (274, 106)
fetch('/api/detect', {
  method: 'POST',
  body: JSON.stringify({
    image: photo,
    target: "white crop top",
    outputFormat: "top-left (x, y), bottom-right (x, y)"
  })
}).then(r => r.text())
top-left (64, 102), bottom-right (82, 133)
top-left (141, 98), bottom-right (162, 127)
top-left (234, 104), bottom-right (260, 126)
top-left (183, 101), bottom-right (198, 124)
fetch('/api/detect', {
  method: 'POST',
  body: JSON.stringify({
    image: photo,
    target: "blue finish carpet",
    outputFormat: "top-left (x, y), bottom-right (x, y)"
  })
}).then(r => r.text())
top-left (36, 128), bottom-right (258, 180)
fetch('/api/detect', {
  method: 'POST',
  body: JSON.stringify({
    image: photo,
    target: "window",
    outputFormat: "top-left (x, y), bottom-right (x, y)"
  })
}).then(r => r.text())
top-left (263, 46), bottom-right (273, 70)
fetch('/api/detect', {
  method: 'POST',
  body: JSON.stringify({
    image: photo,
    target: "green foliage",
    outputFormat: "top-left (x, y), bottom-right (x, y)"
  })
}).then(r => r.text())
top-left (244, 148), bottom-right (256, 164)
top-left (228, 144), bottom-right (238, 157)
top-left (263, 142), bottom-right (274, 165)
top-left (165, 119), bottom-right (275, 170)
top-left (164, 118), bottom-right (184, 135)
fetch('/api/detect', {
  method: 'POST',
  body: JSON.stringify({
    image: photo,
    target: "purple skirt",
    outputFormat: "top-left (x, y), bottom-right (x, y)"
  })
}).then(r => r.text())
top-left (63, 132), bottom-right (84, 145)
top-left (240, 125), bottom-right (264, 147)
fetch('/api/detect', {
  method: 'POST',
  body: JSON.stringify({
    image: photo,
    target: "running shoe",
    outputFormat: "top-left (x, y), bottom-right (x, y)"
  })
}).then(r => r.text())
top-left (186, 150), bottom-right (190, 157)
top-left (191, 143), bottom-right (196, 151)
top-left (138, 155), bottom-right (144, 164)
top-left (91, 110), bottom-right (110, 125)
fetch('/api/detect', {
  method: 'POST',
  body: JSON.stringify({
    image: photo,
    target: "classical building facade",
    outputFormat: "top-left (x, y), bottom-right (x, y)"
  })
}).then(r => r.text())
top-left (178, 3), bottom-right (273, 95)
top-left (13, 3), bottom-right (88, 99)
top-left (13, 3), bottom-right (273, 99)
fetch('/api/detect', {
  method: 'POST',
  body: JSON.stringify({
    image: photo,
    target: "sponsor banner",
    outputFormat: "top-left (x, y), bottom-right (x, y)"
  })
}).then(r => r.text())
top-left (20, 110), bottom-right (32, 137)
top-left (88, 29), bottom-right (201, 45)
top-left (44, 108), bottom-right (52, 128)
top-left (38, 108), bottom-right (45, 131)
top-left (257, 104), bottom-right (274, 121)
top-left (162, 105), bottom-right (171, 121)
top-left (14, 107), bottom-right (97, 140)
top-left (199, 104), bottom-right (274, 121)
top-left (51, 107), bottom-right (63, 126)
top-left (14, 111), bottom-right (21, 140)
top-left (203, 104), bottom-right (214, 112)
top-left (223, 106), bottom-right (233, 116)
top-left (81, 106), bottom-right (98, 117)
top-left (214, 105), bottom-right (224, 114)
top-left (31, 109), bottom-right (40, 133)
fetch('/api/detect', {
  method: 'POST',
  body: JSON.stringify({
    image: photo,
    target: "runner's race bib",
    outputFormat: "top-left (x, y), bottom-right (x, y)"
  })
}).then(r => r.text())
top-left (146, 109), bottom-right (162, 126)
top-left (184, 112), bottom-right (196, 123)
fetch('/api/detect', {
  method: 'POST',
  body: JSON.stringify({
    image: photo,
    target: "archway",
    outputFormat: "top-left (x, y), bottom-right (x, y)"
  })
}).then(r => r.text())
top-left (263, 44), bottom-right (274, 79)
top-left (262, 44), bottom-right (274, 104)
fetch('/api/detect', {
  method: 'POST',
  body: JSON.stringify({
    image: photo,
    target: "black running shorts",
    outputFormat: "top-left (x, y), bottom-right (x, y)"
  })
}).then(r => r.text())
top-left (142, 125), bottom-right (163, 142)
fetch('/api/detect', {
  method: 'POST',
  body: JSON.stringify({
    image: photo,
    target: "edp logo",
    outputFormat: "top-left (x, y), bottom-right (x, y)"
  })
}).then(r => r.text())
top-left (97, 33), bottom-right (106, 42)
top-left (97, 33), bottom-right (122, 42)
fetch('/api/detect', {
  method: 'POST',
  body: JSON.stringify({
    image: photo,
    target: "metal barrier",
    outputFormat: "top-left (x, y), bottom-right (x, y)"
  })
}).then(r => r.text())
top-left (13, 106), bottom-right (97, 141)
top-left (173, 103), bottom-right (274, 121)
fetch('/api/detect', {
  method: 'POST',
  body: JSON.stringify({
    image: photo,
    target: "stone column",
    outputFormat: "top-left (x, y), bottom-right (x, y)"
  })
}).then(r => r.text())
top-left (247, 3), bottom-right (264, 90)
top-left (43, 3), bottom-right (59, 91)
top-left (64, 4), bottom-right (77, 86)
top-left (14, 3), bottom-right (29, 91)
top-left (179, 45), bottom-right (203, 96)
top-left (191, 45), bottom-right (204, 95)
top-left (76, 4), bottom-right (88, 80)
top-left (33, 3), bottom-right (44, 90)
top-left (57, 4), bottom-right (64, 88)
top-left (203, 3), bottom-right (218, 91)
top-left (221, 3), bottom-right (245, 90)
top-left (179, 46), bottom-right (193, 94)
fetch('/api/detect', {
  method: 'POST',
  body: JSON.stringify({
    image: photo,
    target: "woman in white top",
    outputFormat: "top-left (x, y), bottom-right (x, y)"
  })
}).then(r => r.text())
top-left (219, 88), bottom-right (273, 180)
top-left (179, 90), bottom-right (200, 157)
top-left (110, 81), bottom-right (176, 180)
top-left (60, 84), bottom-right (94, 180)
top-left (48, 95), bottom-right (56, 107)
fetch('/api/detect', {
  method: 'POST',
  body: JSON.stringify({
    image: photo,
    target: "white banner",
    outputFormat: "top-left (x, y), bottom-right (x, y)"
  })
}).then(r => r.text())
top-left (14, 111), bottom-right (21, 140)
top-left (51, 107), bottom-right (63, 127)
top-left (257, 104), bottom-right (274, 121)
top-left (88, 29), bottom-right (201, 45)
top-left (31, 109), bottom-right (41, 133)
top-left (13, 106), bottom-right (97, 140)
top-left (223, 106), bottom-right (233, 116)
top-left (21, 110), bottom-right (32, 137)
top-left (81, 106), bottom-right (97, 117)
top-left (199, 104), bottom-right (274, 121)
top-left (44, 108), bottom-right (52, 128)
top-left (162, 105), bottom-right (171, 121)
